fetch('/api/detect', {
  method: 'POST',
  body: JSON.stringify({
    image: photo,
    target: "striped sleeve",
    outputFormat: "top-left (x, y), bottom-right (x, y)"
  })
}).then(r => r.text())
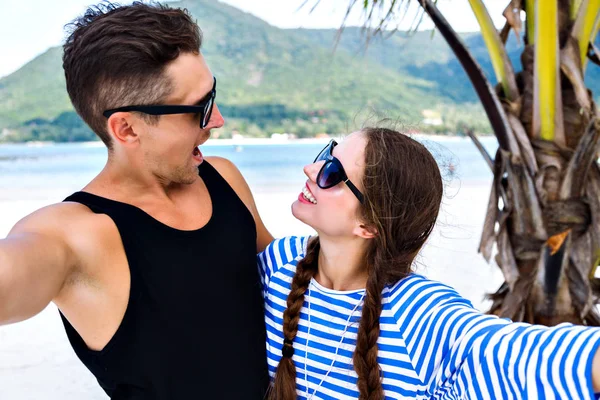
top-left (389, 275), bottom-right (600, 399)
top-left (257, 236), bottom-right (309, 298)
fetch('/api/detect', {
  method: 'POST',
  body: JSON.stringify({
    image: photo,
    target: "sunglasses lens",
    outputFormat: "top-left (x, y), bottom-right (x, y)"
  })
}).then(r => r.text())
top-left (201, 97), bottom-right (214, 128)
top-left (318, 161), bottom-right (343, 188)
top-left (314, 142), bottom-right (332, 163)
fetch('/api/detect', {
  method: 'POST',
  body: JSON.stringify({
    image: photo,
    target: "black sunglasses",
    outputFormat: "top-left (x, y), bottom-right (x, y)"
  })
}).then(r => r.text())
top-left (103, 77), bottom-right (217, 129)
top-left (314, 140), bottom-right (365, 204)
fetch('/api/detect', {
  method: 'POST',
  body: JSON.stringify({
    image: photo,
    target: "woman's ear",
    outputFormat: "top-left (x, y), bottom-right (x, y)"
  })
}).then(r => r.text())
top-left (354, 224), bottom-right (378, 239)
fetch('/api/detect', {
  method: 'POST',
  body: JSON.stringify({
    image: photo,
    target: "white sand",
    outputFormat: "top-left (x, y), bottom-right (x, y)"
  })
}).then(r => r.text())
top-left (0, 181), bottom-right (502, 399)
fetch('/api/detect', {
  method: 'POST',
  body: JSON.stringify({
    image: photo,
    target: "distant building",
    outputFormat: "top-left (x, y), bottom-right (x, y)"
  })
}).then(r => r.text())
top-left (421, 109), bottom-right (443, 126)
top-left (271, 133), bottom-right (292, 140)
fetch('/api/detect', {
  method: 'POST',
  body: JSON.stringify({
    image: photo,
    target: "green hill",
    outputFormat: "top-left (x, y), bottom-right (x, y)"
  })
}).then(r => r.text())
top-left (0, 0), bottom-right (598, 142)
top-left (297, 27), bottom-right (600, 103)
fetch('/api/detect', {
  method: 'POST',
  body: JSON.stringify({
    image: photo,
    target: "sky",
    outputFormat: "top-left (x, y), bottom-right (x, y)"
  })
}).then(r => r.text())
top-left (0, 0), bottom-right (507, 79)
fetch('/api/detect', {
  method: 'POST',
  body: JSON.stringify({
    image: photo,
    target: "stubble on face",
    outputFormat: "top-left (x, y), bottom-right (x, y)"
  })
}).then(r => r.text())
top-left (171, 162), bottom-right (199, 185)
top-left (142, 144), bottom-right (199, 186)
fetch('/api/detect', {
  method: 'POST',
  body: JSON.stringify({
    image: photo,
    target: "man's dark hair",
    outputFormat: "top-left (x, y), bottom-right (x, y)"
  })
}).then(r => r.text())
top-left (63, 2), bottom-right (202, 148)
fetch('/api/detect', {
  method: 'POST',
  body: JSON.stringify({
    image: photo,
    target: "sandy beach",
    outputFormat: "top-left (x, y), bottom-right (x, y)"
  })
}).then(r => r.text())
top-left (0, 178), bottom-right (504, 399)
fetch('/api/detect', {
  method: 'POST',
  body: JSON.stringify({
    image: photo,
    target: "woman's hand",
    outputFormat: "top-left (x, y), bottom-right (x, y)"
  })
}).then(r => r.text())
top-left (593, 347), bottom-right (600, 392)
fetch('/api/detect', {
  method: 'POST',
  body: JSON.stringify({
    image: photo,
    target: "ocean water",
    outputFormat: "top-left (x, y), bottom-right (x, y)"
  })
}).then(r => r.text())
top-left (0, 136), bottom-right (498, 200)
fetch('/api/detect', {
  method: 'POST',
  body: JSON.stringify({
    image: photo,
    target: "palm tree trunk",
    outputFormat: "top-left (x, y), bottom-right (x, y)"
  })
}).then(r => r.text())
top-left (481, 1), bottom-right (600, 325)
top-left (420, 0), bottom-right (600, 325)
top-left (320, 0), bottom-right (600, 326)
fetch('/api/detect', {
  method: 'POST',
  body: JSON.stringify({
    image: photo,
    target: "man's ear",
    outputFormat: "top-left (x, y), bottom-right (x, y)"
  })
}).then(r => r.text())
top-left (354, 223), bottom-right (378, 239)
top-left (107, 113), bottom-right (139, 145)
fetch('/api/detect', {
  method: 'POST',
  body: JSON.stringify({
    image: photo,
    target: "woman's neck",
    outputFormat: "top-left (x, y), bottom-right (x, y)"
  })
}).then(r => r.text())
top-left (314, 236), bottom-right (370, 291)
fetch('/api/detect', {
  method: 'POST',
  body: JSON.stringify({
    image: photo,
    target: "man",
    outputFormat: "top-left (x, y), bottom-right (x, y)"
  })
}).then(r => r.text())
top-left (0, 3), bottom-right (272, 399)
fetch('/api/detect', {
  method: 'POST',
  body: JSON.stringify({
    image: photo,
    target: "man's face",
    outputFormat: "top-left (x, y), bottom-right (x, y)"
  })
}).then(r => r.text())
top-left (140, 52), bottom-right (224, 185)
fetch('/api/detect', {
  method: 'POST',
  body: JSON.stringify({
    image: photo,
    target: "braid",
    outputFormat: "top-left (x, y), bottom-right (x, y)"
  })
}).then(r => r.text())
top-left (353, 266), bottom-right (385, 400)
top-left (270, 238), bottom-right (320, 400)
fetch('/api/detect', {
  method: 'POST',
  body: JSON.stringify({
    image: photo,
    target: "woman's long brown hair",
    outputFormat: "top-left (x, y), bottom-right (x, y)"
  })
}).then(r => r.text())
top-left (271, 128), bottom-right (444, 400)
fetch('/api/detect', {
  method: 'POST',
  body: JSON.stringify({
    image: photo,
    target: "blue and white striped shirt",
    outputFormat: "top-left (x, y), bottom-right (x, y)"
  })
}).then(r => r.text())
top-left (258, 236), bottom-right (600, 399)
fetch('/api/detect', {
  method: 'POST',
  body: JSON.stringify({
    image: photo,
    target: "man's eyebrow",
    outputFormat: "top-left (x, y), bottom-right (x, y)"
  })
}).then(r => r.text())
top-left (189, 77), bottom-right (215, 106)
top-left (190, 89), bottom-right (212, 106)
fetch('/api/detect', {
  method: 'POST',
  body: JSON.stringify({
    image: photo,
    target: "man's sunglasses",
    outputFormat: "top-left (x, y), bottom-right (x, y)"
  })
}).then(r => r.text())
top-left (103, 77), bottom-right (217, 129)
top-left (314, 140), bottom-right (365, 204)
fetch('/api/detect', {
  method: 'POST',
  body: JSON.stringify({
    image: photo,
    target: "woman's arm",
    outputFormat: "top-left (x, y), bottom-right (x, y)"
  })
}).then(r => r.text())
top-left (390, 275), bottom-right (600, 399)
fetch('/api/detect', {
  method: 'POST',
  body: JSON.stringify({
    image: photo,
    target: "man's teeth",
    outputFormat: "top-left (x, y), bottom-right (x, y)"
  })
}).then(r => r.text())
top-left (302, 187), bottom-right (317, 204)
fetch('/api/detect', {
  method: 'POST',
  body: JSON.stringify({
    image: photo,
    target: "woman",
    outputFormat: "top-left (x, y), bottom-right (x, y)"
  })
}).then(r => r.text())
top-left (257, 127), bottom-right (600, 400)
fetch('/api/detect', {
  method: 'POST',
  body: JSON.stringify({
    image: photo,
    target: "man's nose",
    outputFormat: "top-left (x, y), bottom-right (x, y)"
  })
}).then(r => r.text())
top-left (207, 104), bottom-right (225, 129)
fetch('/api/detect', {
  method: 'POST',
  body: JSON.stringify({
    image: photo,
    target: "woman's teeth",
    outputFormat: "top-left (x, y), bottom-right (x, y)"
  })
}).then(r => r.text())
top-left (302, 186), bottom-right (317, 204)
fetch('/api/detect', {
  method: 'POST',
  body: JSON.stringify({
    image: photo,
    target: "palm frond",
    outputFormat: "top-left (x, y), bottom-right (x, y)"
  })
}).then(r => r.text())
top-left (571, 0), bottom-right (586, 20)
top-left (572, 0), bottom-right (600, 71)
top-left (468, 0), bottom-right (519, 101)
top-left (561, 38), bottom-right (592, 113)
top-left (534, 0), bottom-right (564, 144)
top-left (525, 0), bottom-right (536, 44)
top-left (502, 0), bottom-right (523, 45)
top-left (418, 0), bottom-right (517, 153)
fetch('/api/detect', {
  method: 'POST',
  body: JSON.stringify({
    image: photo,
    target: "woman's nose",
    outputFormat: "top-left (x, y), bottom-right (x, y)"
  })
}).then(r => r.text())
top-left (303, 161), bottom-right (323, 181)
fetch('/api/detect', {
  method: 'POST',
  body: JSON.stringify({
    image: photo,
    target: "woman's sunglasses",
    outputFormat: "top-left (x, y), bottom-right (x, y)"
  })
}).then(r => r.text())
top-left (103, 77), bottom-right (217, 129)
top-left (314, 140), bottom-right (365, 204)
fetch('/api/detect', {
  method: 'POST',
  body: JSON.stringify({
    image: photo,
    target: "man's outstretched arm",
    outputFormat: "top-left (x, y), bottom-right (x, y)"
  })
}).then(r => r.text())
top-left (0, 206), bottom-right (77, 325)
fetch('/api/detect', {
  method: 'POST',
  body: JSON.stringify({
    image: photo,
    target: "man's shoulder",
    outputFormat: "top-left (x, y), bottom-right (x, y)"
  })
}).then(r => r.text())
top-left (203, 156), bottom-right (255, 210)
top-left (10, 201), bottom-right (118, 264)
top-left (11, 201), bottom-right (101, 236)
top-left (203, 156), bottom-right (274, 250)
top-left (203, 156), bottom-right (245, 187)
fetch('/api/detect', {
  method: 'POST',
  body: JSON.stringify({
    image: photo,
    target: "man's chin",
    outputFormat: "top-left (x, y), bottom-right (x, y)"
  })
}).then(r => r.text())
top-left (173, 170), bottom-right (199, 186)
top-left (182, 173), bottom-right (199, 185)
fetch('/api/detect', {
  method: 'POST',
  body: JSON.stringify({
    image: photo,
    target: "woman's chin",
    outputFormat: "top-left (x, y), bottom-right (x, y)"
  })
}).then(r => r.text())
top-left (291, 201), bottom-right (311, 226)
top-left (291, 200), bottom-right (301, 218)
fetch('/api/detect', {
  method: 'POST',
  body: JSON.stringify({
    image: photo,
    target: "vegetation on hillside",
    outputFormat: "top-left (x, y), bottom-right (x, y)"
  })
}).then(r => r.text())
top-left (0, 0), bottom-right (597, 142)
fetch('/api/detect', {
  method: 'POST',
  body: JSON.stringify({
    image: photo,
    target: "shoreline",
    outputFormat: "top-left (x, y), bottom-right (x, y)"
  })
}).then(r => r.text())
top-left (0, 133), bottom-right (495, 148)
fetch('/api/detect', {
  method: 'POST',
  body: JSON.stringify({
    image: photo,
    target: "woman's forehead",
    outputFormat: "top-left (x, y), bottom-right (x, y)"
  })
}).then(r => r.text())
top-left (335, 132), bottom-right (366, 170)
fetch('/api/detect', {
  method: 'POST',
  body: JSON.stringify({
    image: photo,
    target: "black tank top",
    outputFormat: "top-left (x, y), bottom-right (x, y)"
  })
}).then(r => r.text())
top-left (59, 161), bottom-right (269, 399)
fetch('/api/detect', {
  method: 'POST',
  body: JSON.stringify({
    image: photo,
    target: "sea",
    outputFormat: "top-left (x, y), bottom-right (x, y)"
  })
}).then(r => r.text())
top-left (0, 136), bottom-right (498, 201)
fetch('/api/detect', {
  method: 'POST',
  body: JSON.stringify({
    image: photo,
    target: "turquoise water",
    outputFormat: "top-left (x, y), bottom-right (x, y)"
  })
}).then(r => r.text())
top-left (0, 137), bottom-right (498, 200)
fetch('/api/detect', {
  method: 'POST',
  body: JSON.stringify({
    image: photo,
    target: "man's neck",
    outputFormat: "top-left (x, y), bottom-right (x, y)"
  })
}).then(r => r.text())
top-left (85, 157), bottom-right (190, 205)
top-left (314, 235), bottom-right (370, 292)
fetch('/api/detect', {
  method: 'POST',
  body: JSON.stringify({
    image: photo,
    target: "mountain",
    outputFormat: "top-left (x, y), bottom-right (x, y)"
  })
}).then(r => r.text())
top-left (0, 0), bottom-right (598, 142)
top-left (297, 27), bottom-right (600, 104)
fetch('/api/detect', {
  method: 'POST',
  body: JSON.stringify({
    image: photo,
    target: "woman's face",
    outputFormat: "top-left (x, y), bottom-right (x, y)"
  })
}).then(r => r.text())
top-left (292, 131), bottom-right (367, 237)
